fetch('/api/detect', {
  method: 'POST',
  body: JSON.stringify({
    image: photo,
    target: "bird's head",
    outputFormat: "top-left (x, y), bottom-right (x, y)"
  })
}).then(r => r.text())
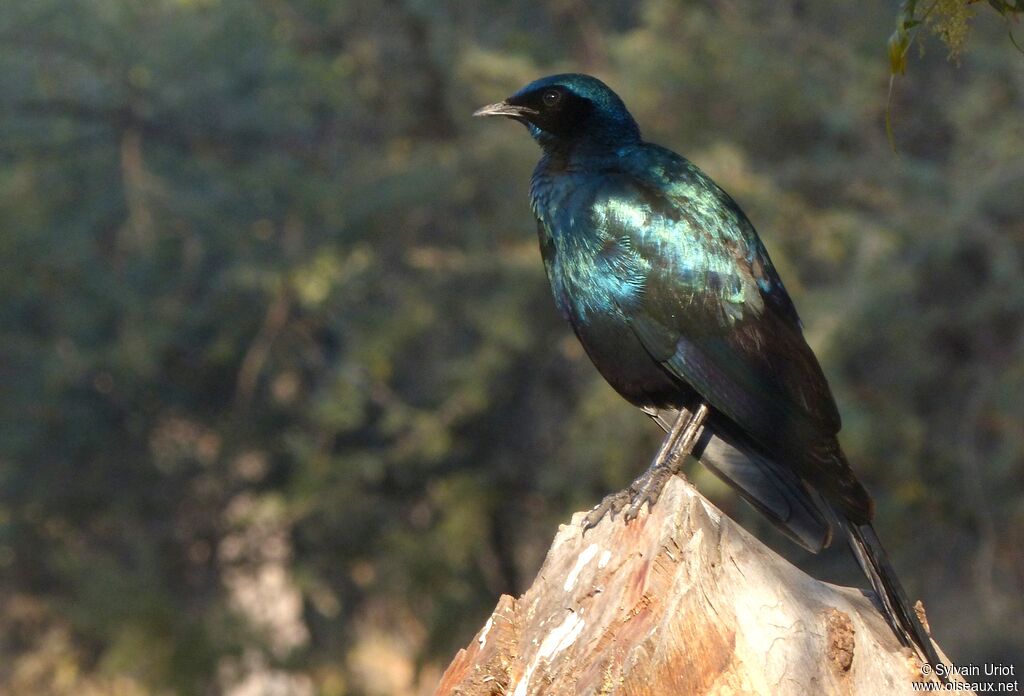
top-left (474, 74), bottom-right (640, 152)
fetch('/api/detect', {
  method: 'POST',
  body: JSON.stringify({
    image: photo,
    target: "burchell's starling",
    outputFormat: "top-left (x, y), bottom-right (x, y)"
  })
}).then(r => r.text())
top-left (476, 73), bottom-right (943, 673)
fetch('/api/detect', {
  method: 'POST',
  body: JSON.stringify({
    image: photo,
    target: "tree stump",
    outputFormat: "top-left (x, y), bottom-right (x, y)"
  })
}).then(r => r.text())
top-left (434, 476), bottom-right (965, 695)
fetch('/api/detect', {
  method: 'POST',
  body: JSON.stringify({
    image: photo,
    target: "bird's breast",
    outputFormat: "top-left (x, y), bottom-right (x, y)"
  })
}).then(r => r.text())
top-left (537, 226), bottom-right (685, 406)
top-left (536, 217), bottom-right (641, 325)
top-left (531, 177), bottom-right (683, 406)
top-left (533, 174), bottom-right (648, 319)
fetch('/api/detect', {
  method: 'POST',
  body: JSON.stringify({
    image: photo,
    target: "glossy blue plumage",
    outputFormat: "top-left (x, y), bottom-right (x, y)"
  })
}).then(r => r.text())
top-left (477, 74), bottom-right (945, 671)
top-left (484, 73), bottom-right (869, 525)
top-left (525, 81), bottom-right (853, 494)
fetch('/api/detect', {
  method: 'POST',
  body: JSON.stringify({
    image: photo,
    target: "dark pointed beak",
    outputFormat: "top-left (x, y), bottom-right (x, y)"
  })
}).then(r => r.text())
top-left (473, 101), bottom-right (538, 118)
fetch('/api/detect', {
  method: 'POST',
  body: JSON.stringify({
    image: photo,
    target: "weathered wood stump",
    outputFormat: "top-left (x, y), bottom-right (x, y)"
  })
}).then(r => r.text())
top-left (435, 476), bottom-right (964, 695)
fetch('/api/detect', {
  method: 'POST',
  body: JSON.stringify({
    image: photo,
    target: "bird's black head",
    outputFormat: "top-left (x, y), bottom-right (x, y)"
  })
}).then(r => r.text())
top-left (474, 74), bottom-right (640, 151)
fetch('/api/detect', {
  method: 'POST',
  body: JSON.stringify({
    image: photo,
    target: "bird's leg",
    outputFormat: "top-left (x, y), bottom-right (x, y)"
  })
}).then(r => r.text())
top-left (622, 403), bottom-right (709, 521)
top-left (582, 404), bottom-right (710, 532)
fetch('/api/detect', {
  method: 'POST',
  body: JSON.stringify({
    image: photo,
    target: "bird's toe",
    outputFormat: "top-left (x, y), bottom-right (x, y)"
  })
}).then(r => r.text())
top-left (582, 489), bottom-right (632, 533)
top-left (623, 464), bottom-right (674, 521)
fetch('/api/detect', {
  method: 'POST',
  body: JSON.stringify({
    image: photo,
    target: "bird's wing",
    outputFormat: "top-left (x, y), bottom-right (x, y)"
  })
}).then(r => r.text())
top-left (597, 151), bottom-right (841, 460)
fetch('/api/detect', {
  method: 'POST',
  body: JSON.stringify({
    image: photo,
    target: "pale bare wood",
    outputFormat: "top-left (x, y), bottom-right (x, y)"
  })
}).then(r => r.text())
top-left (435, 476), bottom-right (965, 696)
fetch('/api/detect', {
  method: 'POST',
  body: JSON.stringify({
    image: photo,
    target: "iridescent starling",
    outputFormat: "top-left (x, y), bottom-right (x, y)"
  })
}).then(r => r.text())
top-left (476, 73), bottom-right (942, 672)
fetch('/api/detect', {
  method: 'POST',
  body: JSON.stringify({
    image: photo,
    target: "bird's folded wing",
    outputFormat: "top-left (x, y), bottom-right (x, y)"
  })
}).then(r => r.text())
top-left (598, 159), bottom-right (842, 461)
top-left (663, 316), bottom-right (840, 453)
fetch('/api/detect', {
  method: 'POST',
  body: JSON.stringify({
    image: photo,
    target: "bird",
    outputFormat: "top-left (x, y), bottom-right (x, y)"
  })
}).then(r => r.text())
top-left (475, 73), bottom-right (943, 674)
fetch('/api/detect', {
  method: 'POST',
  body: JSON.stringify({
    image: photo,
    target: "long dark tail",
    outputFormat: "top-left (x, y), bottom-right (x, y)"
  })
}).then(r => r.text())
top-left (847, 522), bottom-right (947, 680)
top-left (645, 407), bottom-right (948, 678)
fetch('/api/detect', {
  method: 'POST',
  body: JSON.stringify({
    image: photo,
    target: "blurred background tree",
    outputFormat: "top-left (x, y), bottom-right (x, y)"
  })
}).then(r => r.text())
top-left (0, 1), bottom-right (1021, 694)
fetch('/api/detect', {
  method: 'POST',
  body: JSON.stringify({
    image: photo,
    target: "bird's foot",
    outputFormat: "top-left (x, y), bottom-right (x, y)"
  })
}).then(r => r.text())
top-left (622, 461), bottom-right (677, 522)
top-left (581, 404), bottom-right (709, 535)
top-left (581, 461), bottom-right (680, 533)
top-left (581, 488), bottom-right (632, 533)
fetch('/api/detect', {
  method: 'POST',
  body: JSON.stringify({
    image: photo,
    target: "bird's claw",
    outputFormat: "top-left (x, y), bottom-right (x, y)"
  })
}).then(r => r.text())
top-left (581, 462), bottom-right (678, 533)
top-left (582, 488), bottom-right (630, 533)
top-left (622, 463), bottom-right (674, 521)
top-left (582, 405), bottom-right (707, 535)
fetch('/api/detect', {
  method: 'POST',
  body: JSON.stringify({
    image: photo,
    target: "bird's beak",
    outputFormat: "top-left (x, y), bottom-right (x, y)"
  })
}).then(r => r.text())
top-left (473, 101), bottom-right (538, 118)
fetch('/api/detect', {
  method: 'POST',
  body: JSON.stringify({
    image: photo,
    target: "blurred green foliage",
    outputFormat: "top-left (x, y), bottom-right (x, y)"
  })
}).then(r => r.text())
top-left (0, 1), bottom-right (1021, 694)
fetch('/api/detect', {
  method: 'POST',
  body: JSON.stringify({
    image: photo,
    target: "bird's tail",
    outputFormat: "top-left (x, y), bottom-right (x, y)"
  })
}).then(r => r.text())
top-left (846, 522), bottom-right (947, 681)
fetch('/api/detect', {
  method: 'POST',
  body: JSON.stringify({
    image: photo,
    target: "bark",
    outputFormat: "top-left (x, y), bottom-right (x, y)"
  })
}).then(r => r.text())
top-left (435, 476), bottom-right (965, 696)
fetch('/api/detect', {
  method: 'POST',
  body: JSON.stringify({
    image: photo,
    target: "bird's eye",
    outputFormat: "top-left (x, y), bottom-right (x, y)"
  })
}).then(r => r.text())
top-left (542, 89), bottom-right (561, 108)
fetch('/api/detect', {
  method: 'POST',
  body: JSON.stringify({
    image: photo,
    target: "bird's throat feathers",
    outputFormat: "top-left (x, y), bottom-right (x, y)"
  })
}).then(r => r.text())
top-left (526, 117), bottom-right (640, 157)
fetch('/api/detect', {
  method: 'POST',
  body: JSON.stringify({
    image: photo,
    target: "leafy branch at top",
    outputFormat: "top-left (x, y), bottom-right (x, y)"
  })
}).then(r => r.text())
top-left (886, 0), bottom-right (1023, 149)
